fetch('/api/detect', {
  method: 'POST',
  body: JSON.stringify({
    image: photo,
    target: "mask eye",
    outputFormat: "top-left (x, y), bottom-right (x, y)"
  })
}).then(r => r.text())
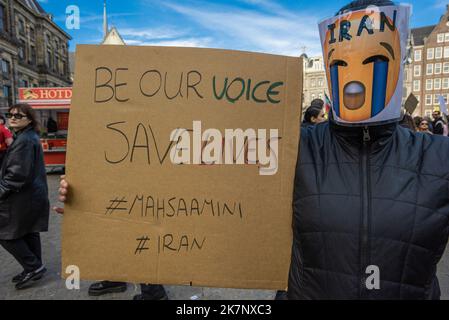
top-left (363, 55), bottom-right (389, 65)
top-left (330, 60), bottom-right (348, 67)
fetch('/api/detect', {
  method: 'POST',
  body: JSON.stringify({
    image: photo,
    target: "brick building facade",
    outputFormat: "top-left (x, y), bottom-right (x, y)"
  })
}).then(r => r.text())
top-left (409, 5), bottom-right (449, 117)
top-left (0, 0), bottom-right (71, 110)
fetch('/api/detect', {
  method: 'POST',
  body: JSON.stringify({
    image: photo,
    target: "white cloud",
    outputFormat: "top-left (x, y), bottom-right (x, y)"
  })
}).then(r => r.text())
top-left (434, 0), bottom-right (447, 9)
top-left (160, 1), bottom-right (322, 57)
top-left (120, 27), bottom-right (186, 40)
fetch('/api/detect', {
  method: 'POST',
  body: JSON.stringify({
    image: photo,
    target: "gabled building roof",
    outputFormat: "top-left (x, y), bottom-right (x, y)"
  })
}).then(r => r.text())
top-left (102, 27), bottom-right (126, 45)
top-left (411, 25), bottom-right (436, 46)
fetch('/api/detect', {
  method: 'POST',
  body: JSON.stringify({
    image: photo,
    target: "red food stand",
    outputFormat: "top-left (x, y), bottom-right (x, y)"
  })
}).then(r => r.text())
top-left (18, 87), bottom-right (72, 171)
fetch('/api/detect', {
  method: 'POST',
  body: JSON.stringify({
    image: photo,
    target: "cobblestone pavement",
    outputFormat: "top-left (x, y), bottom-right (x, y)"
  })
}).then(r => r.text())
top-left (0, 174), bottom-right (448, 300)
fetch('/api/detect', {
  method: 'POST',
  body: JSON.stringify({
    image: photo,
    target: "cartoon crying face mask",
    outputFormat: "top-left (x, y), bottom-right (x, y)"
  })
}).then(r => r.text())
top-left (319, 5), bottom-right (410, 125)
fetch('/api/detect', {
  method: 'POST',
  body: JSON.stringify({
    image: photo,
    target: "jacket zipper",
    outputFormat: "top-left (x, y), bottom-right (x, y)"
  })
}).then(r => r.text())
top-left (360, 126), bottom-right (371, 298)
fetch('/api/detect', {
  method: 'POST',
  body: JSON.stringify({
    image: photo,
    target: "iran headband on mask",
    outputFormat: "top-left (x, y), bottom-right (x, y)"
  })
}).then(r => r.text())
top-left (319, 4), bottom-right (411, 126)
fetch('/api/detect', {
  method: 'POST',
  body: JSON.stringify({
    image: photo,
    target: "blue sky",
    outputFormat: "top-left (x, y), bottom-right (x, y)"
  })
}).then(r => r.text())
top-left (37, 0), bottom-right (449, 56)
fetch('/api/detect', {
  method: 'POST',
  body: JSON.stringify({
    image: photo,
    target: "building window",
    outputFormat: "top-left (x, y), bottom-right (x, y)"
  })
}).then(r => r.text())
top-left (445, 33), bottom-right (449, 42)
top-left (46, 51), bottom-right (52, 69)
top-left (435, 63), bottom-right (442, 74)
top-left (434, 78), bottom-right (442, 90)
top-left (436, 47), bottom-right (443, 59)
top-left (413, 80), bottom-right (420, 91)
top-left (19, 79), bottom-right (29, 87)
top-left (310, 79), bottom-right (316, 87)
top-left (426, 79), bottom-right (433, 91)
top-left (443, 78), bottom-right (449, 89)
top-left (0, 4), bottom-right (7, 33)
top-left (29, 27), bottom-right (35, 41)
top-left (444, 62), bottom-right (449, 73)
top-left (414, 65), bottom-right (421, 77)
top-left (438, 33), bottom-right (445, 43)
top-left (415, 95), bottom-right (420, 102)
top-left (54, 56), bottom-right (59, 73)
top-left (317, 78), bottom-right (323, 87)
top-left (434, 94), bottom-right (440, 105)
top-left (1, 59), bottom-right (10, 78)
top-left (3, 85), bottom-right (11, 106)
top-left (30, 45), bottom-right (36, 65)
top-left (414, 50), bottom-right (422, 62)
top-left (445, 47), bottom-right (449, 59)
top-left (427, 64), bottom-right (434, 75)
top-left (427, 48), bottom-right (435, 60)
top-left (18, 19), bottom-right (25, 36)
top-left (426, 94), bottom-right (432, 105)
top-left (18, 45), bottom-right (25, 60)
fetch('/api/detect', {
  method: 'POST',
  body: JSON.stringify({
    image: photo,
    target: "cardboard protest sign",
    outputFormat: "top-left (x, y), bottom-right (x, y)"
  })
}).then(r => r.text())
top-left (404, 93), bottom-right (419, 115)
top-left (62, 45), bottom-right (302, 289)
top-left (438, 95), bottom-right (449, 116)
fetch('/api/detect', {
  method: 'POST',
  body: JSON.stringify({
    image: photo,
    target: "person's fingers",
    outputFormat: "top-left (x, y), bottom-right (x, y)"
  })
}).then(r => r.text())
top-left (60, 180), bottom-right (68, 189)
top-left (59, 187), bottom-right (68, 195)
top-left (53, 206), bottom-right (65, 214)
top-left (60, 175), bottom-right (66, 180)
top-left (59, 195), bottom-right (67, 202)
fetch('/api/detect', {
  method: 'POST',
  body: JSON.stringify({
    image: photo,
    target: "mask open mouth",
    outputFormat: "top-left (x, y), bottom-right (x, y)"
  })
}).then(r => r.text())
top-left (343, 81), bottom-right (365, 110)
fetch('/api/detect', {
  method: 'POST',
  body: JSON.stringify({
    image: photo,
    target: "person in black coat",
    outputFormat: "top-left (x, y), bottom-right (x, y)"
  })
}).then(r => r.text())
top-left (302, 105), bottom-right (326, 129)
top-left (432, 110), bottom-right (445, 135)
top-left (0, 103), bottom-right (49, 290)
top-left (288, 0), bottom-right (449, 299)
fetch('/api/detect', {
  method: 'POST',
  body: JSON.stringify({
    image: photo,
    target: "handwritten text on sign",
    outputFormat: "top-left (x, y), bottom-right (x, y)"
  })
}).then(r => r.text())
top-left (95, 68), bottom-right (283, 175)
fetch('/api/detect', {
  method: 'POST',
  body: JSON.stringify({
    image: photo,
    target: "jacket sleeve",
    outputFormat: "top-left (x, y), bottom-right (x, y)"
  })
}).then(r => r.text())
top-left (0, 138), bottom-right (34, 200)
top-left (434, 121), bottom-right (444, 135)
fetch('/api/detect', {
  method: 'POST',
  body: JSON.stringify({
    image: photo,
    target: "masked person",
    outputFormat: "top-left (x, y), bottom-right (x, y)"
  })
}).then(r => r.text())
top-left (288, 0), bottom-right (449, 299)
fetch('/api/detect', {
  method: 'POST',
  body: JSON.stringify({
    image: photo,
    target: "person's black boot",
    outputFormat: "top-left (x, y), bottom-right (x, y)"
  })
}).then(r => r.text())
top-left (15, 266), bottom-right (47, 290)
top-left (11, 271), bottom-right (26, 283)
top-left (88, 281), bottom-right (127, 296)
top-left (133, 284), bottom-right (168, 300)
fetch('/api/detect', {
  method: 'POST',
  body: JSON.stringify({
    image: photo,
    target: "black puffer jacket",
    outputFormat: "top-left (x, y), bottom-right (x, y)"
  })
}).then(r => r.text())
top-left (288, 120), bottom-right (449, 299)
top-left (0, 126), bottom-right (49, 240)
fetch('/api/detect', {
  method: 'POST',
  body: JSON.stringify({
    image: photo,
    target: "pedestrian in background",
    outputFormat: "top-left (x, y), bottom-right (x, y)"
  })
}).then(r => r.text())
top-left (302, 105), bottom-right (326, 128)
top-left (432, 110), bottom-right (445, 135)
top-left (0, 114), bottom-right (13, 167)
top-left (417, 119), bottom-right (433, 134)
top-left (0, 104), bottom-right (49, 290)
top-left (424, 116), bottom-right (435, 133)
